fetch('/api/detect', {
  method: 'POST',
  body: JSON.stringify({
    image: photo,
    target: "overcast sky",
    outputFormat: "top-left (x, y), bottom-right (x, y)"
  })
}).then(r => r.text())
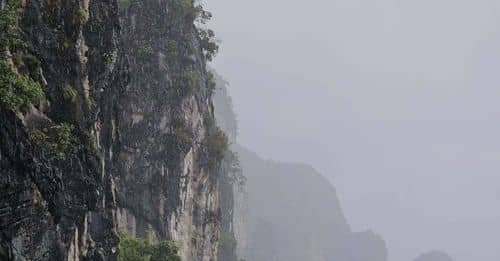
top-left (208, 0), bottom-right (500, 260)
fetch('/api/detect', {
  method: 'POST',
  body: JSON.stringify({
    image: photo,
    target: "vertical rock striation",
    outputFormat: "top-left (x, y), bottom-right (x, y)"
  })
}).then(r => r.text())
top-left (0, 0), bottom-right (223, 260)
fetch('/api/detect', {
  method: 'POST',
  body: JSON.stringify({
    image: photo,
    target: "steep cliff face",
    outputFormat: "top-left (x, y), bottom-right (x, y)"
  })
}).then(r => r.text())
top-left (0, 0), bottom-right (223, 260)
top-left (110, 1), bottom-right (221, 260)
top-left (213, 72), bottom-right (244, 261)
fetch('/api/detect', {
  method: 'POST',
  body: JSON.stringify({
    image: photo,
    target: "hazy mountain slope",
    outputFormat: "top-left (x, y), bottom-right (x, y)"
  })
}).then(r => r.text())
top-left (236, 145), bottom-right (387, 261)
top-left (211, 70), bottom-right (387, 261)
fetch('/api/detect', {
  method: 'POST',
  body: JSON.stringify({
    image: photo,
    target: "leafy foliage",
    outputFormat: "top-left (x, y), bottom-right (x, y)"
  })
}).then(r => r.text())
top-left (30, 123), bottom-right (76, 161)
top-left (77, 9), bottom-right (89, 23)
top-left (0, 60), bottom-right (44, 111)
top-left (0, 0), bottom-right (23, 50)
top-left (103, 52), bottom-right (114, 63)
top-left (118, 233), bottom-right (182, 261)
top-left (0, 0), bottom-right (45, 112)
top-left (202, 114), bottom-right (229, 170)
top-left (198, 28), bottom-right (218, 61)
top-left (63, 84), bottom-right (77, 102)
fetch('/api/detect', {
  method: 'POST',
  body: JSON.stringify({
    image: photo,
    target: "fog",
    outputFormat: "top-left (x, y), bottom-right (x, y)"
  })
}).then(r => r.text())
top-left (208, 0), bottom-right (500, 260)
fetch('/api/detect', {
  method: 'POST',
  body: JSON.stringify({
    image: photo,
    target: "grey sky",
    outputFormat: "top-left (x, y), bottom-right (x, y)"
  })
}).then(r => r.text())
top-left (208, 0), bottom-right (500, 260)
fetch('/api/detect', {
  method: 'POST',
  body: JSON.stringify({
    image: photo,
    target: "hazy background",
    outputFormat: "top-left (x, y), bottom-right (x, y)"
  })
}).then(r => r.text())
top-left (208, 0), bottom-right (500, 260)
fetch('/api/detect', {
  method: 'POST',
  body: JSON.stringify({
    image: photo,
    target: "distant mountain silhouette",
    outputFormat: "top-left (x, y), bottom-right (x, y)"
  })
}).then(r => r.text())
top-left (236, 145), bottom-right (387, 261)
top-left (213, 72), bottom-right (387, 261)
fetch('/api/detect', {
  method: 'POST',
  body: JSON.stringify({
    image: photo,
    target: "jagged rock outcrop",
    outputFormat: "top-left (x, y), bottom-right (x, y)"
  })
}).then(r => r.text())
top-left (0, 0), bottom-right (224, 260)
top-left (414, 251), bottom-right (453, 261)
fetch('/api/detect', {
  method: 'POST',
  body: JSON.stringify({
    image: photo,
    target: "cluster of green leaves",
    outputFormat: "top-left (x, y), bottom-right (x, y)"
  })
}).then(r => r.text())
top-left (203, 115), bottom-right (228, 170)
top-left (77, 9), bottom-right (89, 23)
top-left (198, 28), bottom-right (218, 62)
top-left (0, 0), bottom-right (23, 50)
top-left (0, 60), bottom-right (44, 111)
top-left (171, 0), bottom-right (198, 21)
top-left (63, 84), bottom-right (77, 102)
top-left (192, 2), bottom-right (219, 61)
top-left (30, 123), bottom-right (76, 161)
top-left (118, 233), bottom-right (181, 261)
top-left (0, 0), bottom-right (46, 112)
top-left (170, 0), bottom-right (219, 61)
top-left (103, 52), bottom-right (114, 63)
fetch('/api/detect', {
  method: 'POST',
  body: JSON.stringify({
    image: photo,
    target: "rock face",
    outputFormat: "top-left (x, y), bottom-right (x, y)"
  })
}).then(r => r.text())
top-left (414, 251), bottom-right (454, 261)
top-left (0, 0), bottom-right (224, 260)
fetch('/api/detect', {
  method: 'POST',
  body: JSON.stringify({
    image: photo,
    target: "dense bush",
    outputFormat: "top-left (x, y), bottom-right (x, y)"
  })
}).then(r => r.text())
top-left (198, 28), bottom-right (218, 61)
top-left (118, 233), bottom-right (182, 261)
top-left (77, 9), bottom-right (89, 23)
top-left (63, 84), bottom-right (77, 102)
top-left (0, 60), bottom-right (44, 111)
top-left (205, 126), bottom-right (228, 171)
top-left (30, 123), bottom-right (76, 161)
top-left (0, 0), bottom-right (45, 112)
top-left (0, 0), bottom-right (23, 49)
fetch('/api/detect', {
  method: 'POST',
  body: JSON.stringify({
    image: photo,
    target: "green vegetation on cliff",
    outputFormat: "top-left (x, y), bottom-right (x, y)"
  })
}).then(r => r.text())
top-left (0, 0), bottom-right (45, 112)
top-left (0, 60), bottom-right (44, 111)
top-left (118, 233), bottom-right (181, 261)
top-left (30, 123), bottom-right (76, 161)
top-left (203, 115), bottom-right (229, 170)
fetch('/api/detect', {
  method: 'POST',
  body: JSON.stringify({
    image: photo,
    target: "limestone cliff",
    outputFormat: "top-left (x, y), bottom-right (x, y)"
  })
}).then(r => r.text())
top-left (0, 0), bottom-right (224, 260)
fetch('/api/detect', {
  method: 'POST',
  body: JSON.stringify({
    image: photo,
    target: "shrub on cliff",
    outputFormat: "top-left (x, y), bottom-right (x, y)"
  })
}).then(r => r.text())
top-left (30, 123), bottom-right (76, 161)
top-left (0, 60), bottom-right (44, 111)
top-left (118, 233), bottom-right (181, 261)
top-left (202, 115), bottom-right (229, 170)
